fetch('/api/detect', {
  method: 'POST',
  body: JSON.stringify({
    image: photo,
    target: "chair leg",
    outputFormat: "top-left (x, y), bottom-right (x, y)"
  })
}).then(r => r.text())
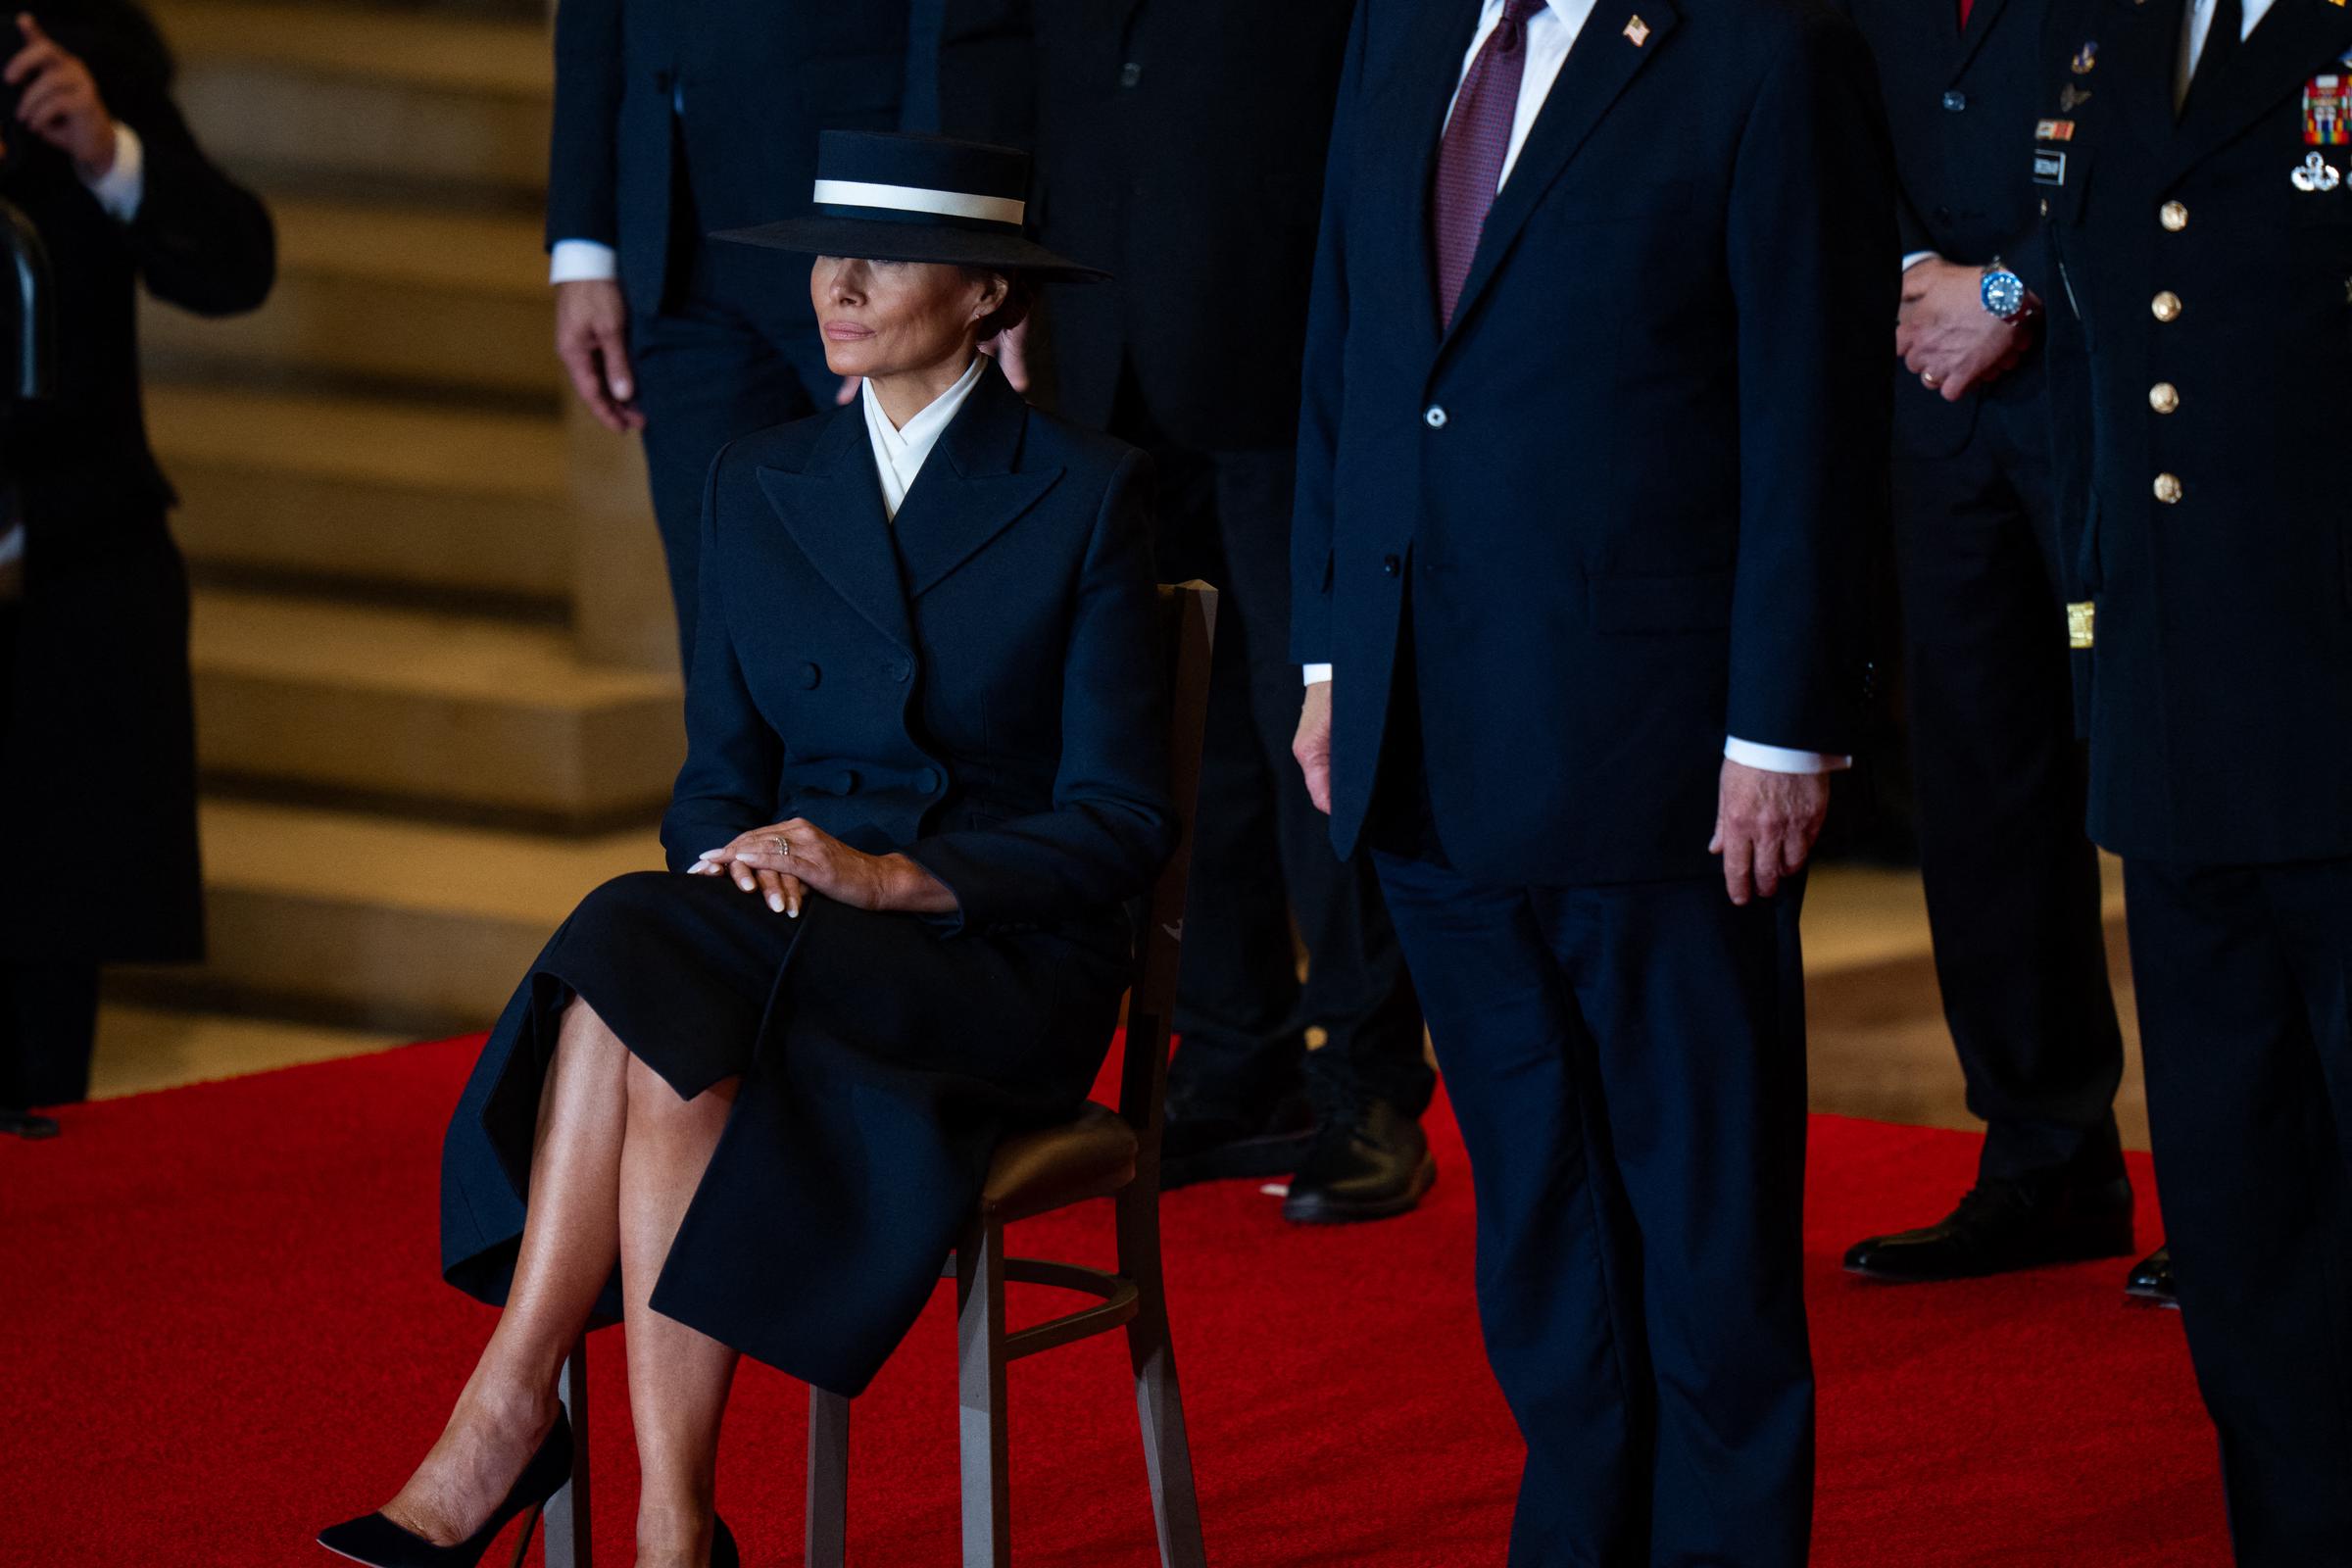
top-left (956, 1216), bottom-right (1011, 1568)
top-left (807, 1386), bottom-right (851, 1568)
top-left (543, 1335), bottom-right (593, 1568)
top-left (1120, 1194), bottom-right (1207, 1568)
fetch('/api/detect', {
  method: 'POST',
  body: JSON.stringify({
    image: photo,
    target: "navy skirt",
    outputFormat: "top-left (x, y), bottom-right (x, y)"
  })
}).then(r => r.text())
top-left (437, 868), bottom-right (1130, 1395)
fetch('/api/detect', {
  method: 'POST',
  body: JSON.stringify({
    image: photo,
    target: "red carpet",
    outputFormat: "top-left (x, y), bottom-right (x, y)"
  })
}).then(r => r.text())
top-left (0, 1037), bottom-right (2228, 1567)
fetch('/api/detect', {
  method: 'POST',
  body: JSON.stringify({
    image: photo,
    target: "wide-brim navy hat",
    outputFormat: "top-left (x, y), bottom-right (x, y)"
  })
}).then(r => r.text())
top-left (712, 130), bottom-right (1108, 282)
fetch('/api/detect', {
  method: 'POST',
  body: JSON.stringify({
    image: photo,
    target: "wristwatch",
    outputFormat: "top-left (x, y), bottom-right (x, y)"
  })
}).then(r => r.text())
top-left (1981, 258), bottom-right (2032, 322)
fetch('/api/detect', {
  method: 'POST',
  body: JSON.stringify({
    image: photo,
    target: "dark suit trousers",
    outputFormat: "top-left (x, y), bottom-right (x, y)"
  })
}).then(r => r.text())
top-left (1374, 837), bottom-right (1814, 1565)
top-left (632, 166), bottom-right (838, 669)
top-left (1123, 397), bottom-right (1430, 1117)
top-left (2124, 856), bottom-right (2352, 1568)
top-left (1890, 396), bottom-right (2127, 1184)
top-left (0, 965), bottom-right (99, 1108)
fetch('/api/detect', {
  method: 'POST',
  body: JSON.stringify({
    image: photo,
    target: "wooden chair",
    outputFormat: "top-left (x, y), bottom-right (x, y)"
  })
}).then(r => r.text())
top-left (544, 581), bottom-right (1219, 1568)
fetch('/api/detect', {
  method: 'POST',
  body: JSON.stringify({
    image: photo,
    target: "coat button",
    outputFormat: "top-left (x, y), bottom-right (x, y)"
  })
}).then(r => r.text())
top-left (1942, 90), bottom-right (1968, 111)
top-left (917, 767), bottom-right (943, 794)
top-left (2159, 200), bottom-right (2188, 231)
top-left (1119, 61), bottom-right (1142, 87)
top-left (797, 662), bottom-right (821, 689)
top-left (2153, 472), bottom-right (2184, 505)
top-left (1424, 405), bottom-right (1448, 428)
top-left (2151, 290), bottom-right (2183, 322)
top-left (832, 769), bottom-right (860, 795)
top-left (2149, 381), bottom-right (2180, 414)
top-left (888, 657), bottom-right (913, 684)
top-left (1383, 555), bottom-right (1401, 576)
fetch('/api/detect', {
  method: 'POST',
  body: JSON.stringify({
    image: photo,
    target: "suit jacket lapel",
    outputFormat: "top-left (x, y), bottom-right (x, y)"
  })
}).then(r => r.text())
top-left (1442, 0), bottom-right (1680, 347)
top-left (2098, 0), bottom-right (2187, 159)
top-left (890, 365), bottom-right (1066, 598)
top-left (755, 406), bottom-right (914, 651)
top-left (1371, 0), bottom-right (1488, 345)
top-left (2169, 0), bottom-right (2352, 179)
top-left (1952, 0), bottom-right (2018, 79)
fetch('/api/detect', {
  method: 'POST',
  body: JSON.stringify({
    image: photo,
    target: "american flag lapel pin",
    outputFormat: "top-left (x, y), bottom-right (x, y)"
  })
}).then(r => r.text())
top-left (1624, 14), bottom-right (1651, 44)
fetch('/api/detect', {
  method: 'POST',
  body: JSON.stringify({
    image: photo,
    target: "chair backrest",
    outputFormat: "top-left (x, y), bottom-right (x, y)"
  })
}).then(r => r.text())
top-left (1115, 581), bottom-right (1219, 1185)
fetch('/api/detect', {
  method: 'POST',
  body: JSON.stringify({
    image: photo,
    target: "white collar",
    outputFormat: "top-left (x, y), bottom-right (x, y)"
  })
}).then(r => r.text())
top-left (861, 354), bottom-right (990, 520)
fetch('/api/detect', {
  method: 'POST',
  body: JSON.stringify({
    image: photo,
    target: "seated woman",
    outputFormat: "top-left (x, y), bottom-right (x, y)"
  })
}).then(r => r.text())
top-left (318, 131), bottom-right (1172, 1568)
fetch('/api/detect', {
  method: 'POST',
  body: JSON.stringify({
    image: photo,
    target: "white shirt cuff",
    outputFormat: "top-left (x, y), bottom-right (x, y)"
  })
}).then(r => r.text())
top-left (549, 239), bottom-right (619, 284)
top-left (1901, 250), bottom-right (1936, 274)
top-left (1725, 737), bottom-right (1851, 774)
top-left (82, 122), bottom-right (143, 222)
top-left (1301, 663), bottom-right (1334, 686)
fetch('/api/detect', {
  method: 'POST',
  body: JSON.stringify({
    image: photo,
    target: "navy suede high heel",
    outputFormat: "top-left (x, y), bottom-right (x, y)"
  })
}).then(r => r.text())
top-left (317, 1410), bottom-right (573, 1568)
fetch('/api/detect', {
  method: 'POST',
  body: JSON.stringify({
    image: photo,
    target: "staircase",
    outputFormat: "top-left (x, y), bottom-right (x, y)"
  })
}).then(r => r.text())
top-left (109, 0), bottom-right (682, 1065)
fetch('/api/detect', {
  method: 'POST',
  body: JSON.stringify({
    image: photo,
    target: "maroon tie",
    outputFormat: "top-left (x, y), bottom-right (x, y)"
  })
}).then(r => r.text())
top-left (1433, 0), bottom-right (1546, 329)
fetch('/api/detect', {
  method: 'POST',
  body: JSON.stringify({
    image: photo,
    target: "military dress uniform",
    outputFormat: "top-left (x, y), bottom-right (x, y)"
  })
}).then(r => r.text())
top-left (2036, 0), bottom-right (2352, 1557)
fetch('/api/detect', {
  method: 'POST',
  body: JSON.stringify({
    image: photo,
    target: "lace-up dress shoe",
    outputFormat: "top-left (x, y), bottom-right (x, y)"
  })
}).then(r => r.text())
top-left (1282, 1098), bottom-right (1436, 1225)
top-left (1843, 1176), bottom-right (2136, 1282)
top-left (1157, 1088), bottom-right (1315, 1190)
top-left (2124, 1244), bottom-right (2178, 1307)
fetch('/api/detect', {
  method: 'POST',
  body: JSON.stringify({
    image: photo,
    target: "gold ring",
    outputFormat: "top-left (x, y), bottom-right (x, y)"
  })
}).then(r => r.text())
top-left (1920, 370), bottom-right (1942, 390)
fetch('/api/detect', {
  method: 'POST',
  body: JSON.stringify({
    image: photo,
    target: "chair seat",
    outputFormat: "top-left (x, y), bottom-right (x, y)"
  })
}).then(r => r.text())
top-left (981, 1102), bottom-right (1140, 1222)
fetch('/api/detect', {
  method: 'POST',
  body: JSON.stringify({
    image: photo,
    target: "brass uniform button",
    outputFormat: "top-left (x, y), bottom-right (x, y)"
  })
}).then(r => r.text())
top-left (2067, 602), bottom-right (2096, 650)
top-left (2159, 201), bottom-right (2188, 231)
top-left (2152, 290), bottom-right (2183, 322)
top-left (2153, 472), bottom-right (2184, 505)
top-left (2150, 381), bottom-right (2180, 414)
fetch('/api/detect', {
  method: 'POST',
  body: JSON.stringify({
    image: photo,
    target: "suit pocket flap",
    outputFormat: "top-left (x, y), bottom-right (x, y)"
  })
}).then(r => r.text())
top-left (1589, 570), bottom-right (1735, 634)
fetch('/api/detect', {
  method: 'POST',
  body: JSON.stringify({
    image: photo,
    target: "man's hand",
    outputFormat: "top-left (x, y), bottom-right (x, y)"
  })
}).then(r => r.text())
top-left (1294, 681), bottom-right (1335, 816)
top-left (555, 278), bottom-right (645, 432)
top-left (7, 15), bottom-right (115, 177)
top-left (1896, 257), bottom-right (2033, 403)
top-left (982, 316), bottom-right (1032, 393)
top-left (693, 819), bottom-right (956, 914)
top-left (1709, 760), bottom-right (1830, 906)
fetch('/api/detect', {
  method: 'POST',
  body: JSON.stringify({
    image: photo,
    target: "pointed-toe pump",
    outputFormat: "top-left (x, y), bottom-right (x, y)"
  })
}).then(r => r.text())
top-left (317, 1410), bottom-right (574, 1568)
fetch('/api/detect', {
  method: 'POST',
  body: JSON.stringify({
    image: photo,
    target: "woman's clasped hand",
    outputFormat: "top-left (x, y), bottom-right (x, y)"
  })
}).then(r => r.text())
top-left (691, 819), bottom-right (956, 917)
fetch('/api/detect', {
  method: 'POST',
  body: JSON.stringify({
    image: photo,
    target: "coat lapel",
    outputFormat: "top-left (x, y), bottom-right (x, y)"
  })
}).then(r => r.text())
top-left (1442, 0), bottom-right (1680, 347)
top-left (755, 406), bottom-right (914, 651)
top-left (1383, 0), bottom-right (1489, 345)
top-left (1952, 0), bottom-right (2019, 80)
top-left (889, 364), bottom-right (1065, 598)
top-left (2097, 0), bottom-right (2187, 159)
top-left (2168, 0), bottom-right (2352, 179)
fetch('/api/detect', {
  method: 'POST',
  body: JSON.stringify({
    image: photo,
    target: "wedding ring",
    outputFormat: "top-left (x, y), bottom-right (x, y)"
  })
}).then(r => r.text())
top-left (1920, 370), bottom-right (1943, 390)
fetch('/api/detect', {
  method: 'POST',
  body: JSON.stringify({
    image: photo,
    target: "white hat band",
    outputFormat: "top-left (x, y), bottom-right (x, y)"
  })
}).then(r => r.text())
top-left (809, 179), bottom-right (1026, 228)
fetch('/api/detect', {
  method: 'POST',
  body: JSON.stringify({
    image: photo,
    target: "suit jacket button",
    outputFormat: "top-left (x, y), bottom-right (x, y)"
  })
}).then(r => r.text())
top-left (832, 769), bottom-right (860, 795)
top-left (1424, 405), bottom-right (1447, 428)
top-left (2153, 472), bottom-right (2184, 505)
top-left (1383, 555), bottom-right (1401, 576)
top-left (797, 662), bottom-right (821, 689)
top-left (918, 768), bottom-right (943, 794)
top-left (2149, 381), bottom-right (2180, 415)
top-left (2152, 290), bottom-right (2183, 322)
top-left (2159, 201), bottom-right (2188, 231)
top-left (1941, 90), bottom-right (1967, 111)
top-left (1119, 61), bottom-right (1142, 87)
top-left (888, 658), bottom-right (913, 683)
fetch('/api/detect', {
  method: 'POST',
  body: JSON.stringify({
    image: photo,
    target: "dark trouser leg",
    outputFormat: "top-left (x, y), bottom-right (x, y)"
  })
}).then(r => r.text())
top-left (1373, 851), bottom-right (1647, 1567)
top-left (0, 962), bottom-right (100, 1107)
top-left (2125, 858), bottom-right (2352, 1567)
top-left (1890, 415), bottom-right (2126, 1183)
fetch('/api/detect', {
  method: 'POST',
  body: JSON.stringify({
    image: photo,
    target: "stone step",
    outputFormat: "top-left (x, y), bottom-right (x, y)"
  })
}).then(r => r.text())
top-left (88, 1002), bottom-right (409, 1099)
top-left (154, 0), bottom-right (549, 199)
top-left (119, 800), bottom-right (661, 1033)
top-left (149, 383), bottom-right (570, 604)
top-left (142, 199), bottom-right (553, 398)
top-left (190, 588), bottom-right (684, 823)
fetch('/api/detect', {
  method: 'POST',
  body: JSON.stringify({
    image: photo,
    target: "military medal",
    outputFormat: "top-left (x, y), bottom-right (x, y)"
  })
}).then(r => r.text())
top-left (2292, 150), bottom-right (2344, 190)
top-left (2072, 40), bottom-right (2099, 74)
top-left (2036, 118), bottom-right (2077, 141)
top-left (2060, 83), bottom-right (2092, 111)
top-left (2309, 74), bottom-right (2352, 144)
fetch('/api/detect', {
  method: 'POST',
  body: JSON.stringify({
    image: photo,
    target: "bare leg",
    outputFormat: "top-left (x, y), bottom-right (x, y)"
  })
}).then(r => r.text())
top-left (620, 1052), bottom-right (742, 1568)
top-left (380, 997), bottom-right (631, 1544)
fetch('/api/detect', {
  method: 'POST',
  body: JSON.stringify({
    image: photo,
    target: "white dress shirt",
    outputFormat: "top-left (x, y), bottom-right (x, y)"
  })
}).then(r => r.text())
top-left (1304, 0), bottom-right (1844, 776)
top-left (0, 122), bottom-right (147, 589)
top-left (2178, 0), bottom-right (2279, 106)
top-left (861, 354), bottom-right (988, 520)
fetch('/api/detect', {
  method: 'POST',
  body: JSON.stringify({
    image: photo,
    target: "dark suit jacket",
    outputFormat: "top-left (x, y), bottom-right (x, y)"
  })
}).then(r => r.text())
top-left (1292, 0), bottom-right (1894, 887)
top-left (1029, 0), bottom-right (1357, 450)
top-left (661, 363), bottom-right (1176, 933)
top-left (547, 0), bottom-right (1034, 319)
top-left (2039, 0), bottom-right (2352, 864)
top-left (0, 0), bottom-right (273, 963)
top-left (1844, 0), bottom-right (2057, 456)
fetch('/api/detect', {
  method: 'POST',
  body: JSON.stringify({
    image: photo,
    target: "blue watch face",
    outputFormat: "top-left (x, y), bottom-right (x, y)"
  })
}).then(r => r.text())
top-left (1983, 270), bottom-right (2028, 318)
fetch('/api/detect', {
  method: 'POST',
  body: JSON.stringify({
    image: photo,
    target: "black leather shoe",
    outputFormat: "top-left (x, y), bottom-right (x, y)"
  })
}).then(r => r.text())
top-left (1158, 1087), bottom-right (1315, 1190)
top-left (2124, 1244), bottom-right (2178, 1307)
top-left (318, 1410), bottom-right (573, 1568)
top-left (0, 1108), bottom-right (60, 1140)
top-left (1282, 1098), bottom-right (1436, 1225)
top-left (1843, 1176), bottom-right (2136, 1282)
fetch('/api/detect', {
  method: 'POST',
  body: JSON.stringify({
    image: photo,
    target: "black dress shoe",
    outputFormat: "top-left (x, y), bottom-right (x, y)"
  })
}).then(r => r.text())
top-left (1158, 1087), bottom-right (1315, 1190)
top-left (318, 1411), bottom-right (573, 1568)
top-left (0, 1107), bottom-right (60, 1140)
top-left (2124, 1244), bottom-right (2178, 1307)
top-left (1843, 1176), bottom-right (2136, 1282)
top-left (1282, 1098), bottom-right (1436, 1225)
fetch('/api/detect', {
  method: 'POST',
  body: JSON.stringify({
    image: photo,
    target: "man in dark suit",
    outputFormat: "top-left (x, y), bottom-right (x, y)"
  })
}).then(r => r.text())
top-left (2037, 0), bottom-right (2352, 1554)
top-left (545, 0), bottom-right (1027, 665)
top-left (1835, 0), bottom-right (2157, 1292)
top-left (0, 0), bottom-right (273, 1138)
top-left (1290, 0), bottom-right (1890, 1557)
top-left (1027, 0), bottom-right (1435, 1220)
